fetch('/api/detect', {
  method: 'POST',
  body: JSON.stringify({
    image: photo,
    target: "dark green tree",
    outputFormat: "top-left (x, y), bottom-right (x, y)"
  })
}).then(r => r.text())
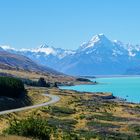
top-left (0, 76), bottom-right (25, 98)
top-left (38, 77), bottom-right (47, 87)
top-left (54, 82), bottom-right (58, 88)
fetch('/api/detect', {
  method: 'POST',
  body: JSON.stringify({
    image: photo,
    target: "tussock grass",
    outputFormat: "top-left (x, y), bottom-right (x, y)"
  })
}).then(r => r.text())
top-left (1, 87), bottom-right (140, 139)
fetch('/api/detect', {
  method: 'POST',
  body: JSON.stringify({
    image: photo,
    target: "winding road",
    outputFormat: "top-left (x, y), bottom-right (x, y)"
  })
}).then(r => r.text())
top-left (0, 94), bottom-right (60, 115)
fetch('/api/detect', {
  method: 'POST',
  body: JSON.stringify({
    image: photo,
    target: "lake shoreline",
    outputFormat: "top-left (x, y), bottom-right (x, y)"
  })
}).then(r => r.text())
top-left (60, 76), bottom-right (140, 104)
top-left (60, 88), bottom-right (133, 104)
top-left (82, 75), bottom-right (140, 79)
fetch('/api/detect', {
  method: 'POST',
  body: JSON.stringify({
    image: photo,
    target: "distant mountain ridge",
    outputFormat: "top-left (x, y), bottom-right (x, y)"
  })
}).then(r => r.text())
top-left (1, 34), bottom-right (140, 75)
top-left (0, 48), bottom-right (61, 75)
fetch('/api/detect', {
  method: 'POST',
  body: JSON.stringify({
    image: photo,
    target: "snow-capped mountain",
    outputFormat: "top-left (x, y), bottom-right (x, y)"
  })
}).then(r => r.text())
top-left (0, 46), bottom-right (62, 75)
top-left (1, 34), bottom-right (140, 75)
top-left (1, 44), bottom-right (76, 67)
top-left (57, 34), bottom-right (132, 75)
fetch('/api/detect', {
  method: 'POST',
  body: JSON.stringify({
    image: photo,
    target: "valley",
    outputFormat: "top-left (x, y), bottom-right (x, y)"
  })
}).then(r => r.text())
top-left (1, 1), bottom-right (140, 139)
top-left (0, 43), bottom-right (140, 139)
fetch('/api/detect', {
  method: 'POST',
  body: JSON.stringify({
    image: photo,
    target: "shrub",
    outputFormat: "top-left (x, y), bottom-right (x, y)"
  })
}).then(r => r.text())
top-left (4, 117), bottom-right (78, 140)
top-left (129, 124), bottom-right (140, 134)
top-left (38, 77), bottom-right (47, 87)
top-left (49, 106), bottom-right (76, 115)
top-left (4, 117), bottom-right (51, 140)
top-left (38, 77), bottom-right (51, 87)
top-left (47, 118), bottom-right (77, 131)
top-left (87, 121), bottom-right (119, 129)
top-left (22, 79), bottom-right (38, 86)
top-left (79, 114), bottom-right (86, 119)
top-left (54, 82), bottom-right (58, 88)
top-left (85, 113), bottom-right (127, 122)
top-left (76, 78), bottom-right (91, 82)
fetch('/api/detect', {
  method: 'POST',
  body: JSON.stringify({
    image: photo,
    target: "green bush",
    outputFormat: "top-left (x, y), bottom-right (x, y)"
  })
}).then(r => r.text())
top-left (0, 76), bottom-right (25, 98)
top-left (49, 106), bottom-right (75, 116)
top-left (4, 117), bottom-right (78, 140)
top-left (23, 77), bottom-right (58, 88)
top-left (129, 124), bottom-right (140, 134)
top-left (87, 121), bottom-right (118, 129)
top-left (76, 130), bottom-right (98, 140)
top-left (47, 118), bottom-right (77, 131)
top-left (86, 113), bottom-right (127, 122)
top-left (22, 78), bottom-right (39, 86)
top-left (4, 117), bottom-right (51, 140)
top-left (76, 78), bottom-right (91, 82)
top-left (38, 77), bottom-right (50, 87)
top-left (79, 114), bottom-right (86, 119)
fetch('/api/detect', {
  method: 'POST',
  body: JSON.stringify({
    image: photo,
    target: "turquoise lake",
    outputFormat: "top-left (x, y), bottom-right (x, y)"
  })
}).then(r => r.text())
top-left (60, 77), bottom-right (140, 103)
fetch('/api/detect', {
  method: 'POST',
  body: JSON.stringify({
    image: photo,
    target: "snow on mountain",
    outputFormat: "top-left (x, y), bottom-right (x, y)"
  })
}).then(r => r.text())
top-left (78, 34), bottom-right (129, 58)
top-left (27, 44), bottom-right (56, 55)
top-left (78, 34), bottom-right (111, 51)
top-left (1, 44), bottom-right (76, 70)
top-left (1, 34), bottom-right (140, 75)
top-left (62, 34), bottom-right (140, 75)
top-left (0, 47), bottom-right (4, 51)
top-left (0, 45), bottom-right (17, 51)
top-left (1, 44), bottom-right (75, 58)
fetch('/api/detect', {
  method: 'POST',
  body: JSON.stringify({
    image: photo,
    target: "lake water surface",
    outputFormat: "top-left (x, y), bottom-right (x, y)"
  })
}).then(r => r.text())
top-left (60, 77), bottom-right (140, 103)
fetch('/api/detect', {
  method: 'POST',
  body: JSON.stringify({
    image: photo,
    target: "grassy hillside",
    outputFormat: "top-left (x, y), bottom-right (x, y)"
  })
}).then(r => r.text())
top-left (0, 76), bottom-right (51, 111)
top-left (0, 69), bottom-right (93, 86)
top-left (0, 50), bottom-right (60, 75)
top-left (0, 86), bottom-right (50, 112)
top-left (0, 135), bottom-right (32, 140)
top-left (1, 87), bottom-right (140, 140)
top-left (0, 50), bottom-right (94, 86)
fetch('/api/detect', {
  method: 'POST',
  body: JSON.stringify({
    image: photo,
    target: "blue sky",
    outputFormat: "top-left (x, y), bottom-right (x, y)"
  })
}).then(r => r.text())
top-left (0, 0), bottom-right (140, 49)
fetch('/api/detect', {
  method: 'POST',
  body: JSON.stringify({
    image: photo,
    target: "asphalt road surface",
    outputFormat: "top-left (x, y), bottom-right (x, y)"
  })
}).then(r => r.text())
top-left (0, 93), bottom-right (60, 115)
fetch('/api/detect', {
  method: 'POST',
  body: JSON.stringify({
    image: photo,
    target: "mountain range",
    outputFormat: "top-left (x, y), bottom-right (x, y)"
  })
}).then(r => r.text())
top-left (0, 48), bottom-right (61, 75)
top-left (1, 34), bottom-right (140, 75)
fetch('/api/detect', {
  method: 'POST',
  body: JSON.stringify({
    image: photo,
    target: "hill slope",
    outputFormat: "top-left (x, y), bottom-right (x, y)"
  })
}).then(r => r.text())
top-left (0, 49), bottom-right (61, 75)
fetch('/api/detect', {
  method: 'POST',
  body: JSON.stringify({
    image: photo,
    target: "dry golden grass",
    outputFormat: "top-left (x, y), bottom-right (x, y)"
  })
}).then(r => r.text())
top-left (0, 87), bottom-right (140, 139)
top-left (0, 135), bottom-right (32, 140)
top-left (0, 86), bottom-right (51, 134)
top-left (26, 86), bottom-right (50, 104)
top-left (46, 88), bottom-right (140, 133)
top-left (0, 69), bottom-right (75, 83)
